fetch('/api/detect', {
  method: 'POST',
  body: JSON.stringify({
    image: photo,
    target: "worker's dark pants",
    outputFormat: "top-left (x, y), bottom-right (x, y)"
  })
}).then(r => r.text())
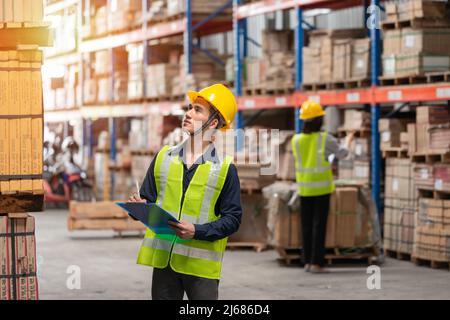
top-left (152, 266), bottom-right (219, 300)
top-left (300, 194), bottom-right (331, 267)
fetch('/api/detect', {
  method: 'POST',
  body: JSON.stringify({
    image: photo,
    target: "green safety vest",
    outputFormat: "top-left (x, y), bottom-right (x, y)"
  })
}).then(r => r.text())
top-left (291, 132), bottom-right (335, 197)
top-left (137, 144), bottom-right (232, 280)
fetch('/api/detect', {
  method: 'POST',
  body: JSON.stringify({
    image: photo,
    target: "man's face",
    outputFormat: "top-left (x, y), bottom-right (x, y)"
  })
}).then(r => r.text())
top-left (182, 97), bottom-right (214, 135)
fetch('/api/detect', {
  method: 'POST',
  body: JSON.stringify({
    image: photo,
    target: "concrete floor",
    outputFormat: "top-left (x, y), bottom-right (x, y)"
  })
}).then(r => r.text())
top-left (34, 209), bottom-right (450, 300)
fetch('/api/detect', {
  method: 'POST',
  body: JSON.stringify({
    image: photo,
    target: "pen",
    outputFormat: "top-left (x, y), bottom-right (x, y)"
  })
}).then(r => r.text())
top-left (135, 180), bottom-right (140, 198)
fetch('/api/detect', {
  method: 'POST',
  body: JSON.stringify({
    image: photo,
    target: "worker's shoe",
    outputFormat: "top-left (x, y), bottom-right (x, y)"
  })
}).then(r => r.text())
top-left (304, 264), bottom-right (311, 272)
top-left (310, 265), bottom-right (330, 274)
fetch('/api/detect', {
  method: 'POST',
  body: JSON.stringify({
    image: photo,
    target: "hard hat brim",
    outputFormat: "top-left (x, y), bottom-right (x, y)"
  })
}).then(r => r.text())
top-left (300, 110), bottom-right (326, 120)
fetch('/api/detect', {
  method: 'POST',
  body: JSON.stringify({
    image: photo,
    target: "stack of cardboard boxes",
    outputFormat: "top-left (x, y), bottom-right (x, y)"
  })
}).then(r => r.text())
top-left (83, 0), bottom-right (142, 38)
top-left (379, 118), bottom-right (412, 151)
top-left (171, 51), bottom-right (226, 97)
top-left (384, 158), bottom-right (416, 254)
top-left (382, 1), bottom-right (450, 78)
top-left (0, 214), bottom-right (38, 300)
top-left (145, 44), bottom-right (182, 99)
top-left (245, 30), bottom-right (295, 92)
top-left (83, 49), bottom-right (128, 105)
top-left (337, 110), bottom-right (371, 185)
top-left (302, 29), bottom-right (369, 86)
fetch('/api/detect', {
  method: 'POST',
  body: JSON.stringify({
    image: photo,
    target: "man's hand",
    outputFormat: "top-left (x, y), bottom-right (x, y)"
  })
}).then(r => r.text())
top-left (168, 221), bottom-right (195, 240)
top-left (128, 192), bottom-right (146, 203)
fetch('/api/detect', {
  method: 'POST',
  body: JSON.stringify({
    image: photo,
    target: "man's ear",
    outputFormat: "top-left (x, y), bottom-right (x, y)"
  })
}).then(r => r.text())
top-left (209, 118), bottom-right (219, 130)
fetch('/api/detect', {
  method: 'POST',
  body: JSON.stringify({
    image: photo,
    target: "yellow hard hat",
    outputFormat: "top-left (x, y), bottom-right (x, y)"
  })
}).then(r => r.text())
top-left (187, 84), bottom-right (237, 131)
top-left (300, 100), bottom-right (325, 120)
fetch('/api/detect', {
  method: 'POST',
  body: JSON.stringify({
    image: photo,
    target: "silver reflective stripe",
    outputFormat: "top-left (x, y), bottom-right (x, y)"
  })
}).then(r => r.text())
top-left (182, 214), bottom-right (198, 224)
top-left (299, 166), bottom-right (331, 173)
top-left (157, 148), bottom-right (173, 207)
top-left (198, 162), bottom-right (222, 224)
top-left (172, 244), bottom-right (223, 262)
top-left (297, 180), bottom-right (333, 188)
top-left (142, 237), bottom-right (173, 252)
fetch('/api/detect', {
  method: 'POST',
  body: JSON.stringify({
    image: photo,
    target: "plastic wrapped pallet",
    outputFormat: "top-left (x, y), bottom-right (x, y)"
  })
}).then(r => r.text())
top-left (0, 215), bottom-right (38, 300)
top-left (384, 158), bottom-right (416, 254)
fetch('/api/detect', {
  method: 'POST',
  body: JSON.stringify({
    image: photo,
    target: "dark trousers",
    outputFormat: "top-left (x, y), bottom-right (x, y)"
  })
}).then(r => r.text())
top-left (300, 194), bottom-right (331, 266)
top-left (152, 266), bottom-right (219, 300)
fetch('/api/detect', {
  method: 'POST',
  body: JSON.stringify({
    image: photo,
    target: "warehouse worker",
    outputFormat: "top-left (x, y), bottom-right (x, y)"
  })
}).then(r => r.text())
top-left (129, 84), bottom-right (242, 300)
top-left (292, 100), bottom-right (354, 274)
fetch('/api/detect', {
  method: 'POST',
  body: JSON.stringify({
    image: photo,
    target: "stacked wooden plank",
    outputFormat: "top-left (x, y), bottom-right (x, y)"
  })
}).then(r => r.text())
top-left (381, 0), bottom-right (450, 82)
top-left (1, 0), bottom-right (49, 300)
top-left (68, 201), bottom-right (145, 232)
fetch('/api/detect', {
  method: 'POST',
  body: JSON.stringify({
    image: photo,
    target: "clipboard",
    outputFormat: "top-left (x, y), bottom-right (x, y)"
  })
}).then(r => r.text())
top-left (116, 202), bottom-right (180, 235)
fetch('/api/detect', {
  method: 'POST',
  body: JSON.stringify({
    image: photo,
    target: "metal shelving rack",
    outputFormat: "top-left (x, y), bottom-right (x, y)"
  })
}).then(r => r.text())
top-left (44, 0), bottom-right (233, 196)
top-left (233, 0), bottom-right (450, 215)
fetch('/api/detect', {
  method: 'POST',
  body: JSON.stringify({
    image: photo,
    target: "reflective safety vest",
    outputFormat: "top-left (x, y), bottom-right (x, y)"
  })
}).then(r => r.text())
top-left (137, 144), bottom-right (233, 280)
top-left (291, 132), bottom-right (335, 197)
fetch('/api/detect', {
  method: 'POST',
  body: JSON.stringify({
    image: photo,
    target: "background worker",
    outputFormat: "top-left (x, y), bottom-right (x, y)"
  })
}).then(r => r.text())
top-left (129, 84), bottom-right (242, 300)
top-left (292, 100), bottom-right (354, 274)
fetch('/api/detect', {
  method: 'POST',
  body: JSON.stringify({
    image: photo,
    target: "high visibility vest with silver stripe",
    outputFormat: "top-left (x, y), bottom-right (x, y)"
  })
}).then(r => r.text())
top-left (137, 144), bottom-right (232, 280)
top-left (291, 132), bottom-right (335, 197)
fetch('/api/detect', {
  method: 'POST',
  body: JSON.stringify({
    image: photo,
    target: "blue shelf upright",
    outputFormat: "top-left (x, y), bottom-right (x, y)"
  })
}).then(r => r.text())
top-left (370, 0), bottom-right (382, 217)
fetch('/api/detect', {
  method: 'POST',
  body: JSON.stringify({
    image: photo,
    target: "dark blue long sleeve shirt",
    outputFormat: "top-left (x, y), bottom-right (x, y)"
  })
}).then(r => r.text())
top-left (139, 144), bottom-right (242, 242)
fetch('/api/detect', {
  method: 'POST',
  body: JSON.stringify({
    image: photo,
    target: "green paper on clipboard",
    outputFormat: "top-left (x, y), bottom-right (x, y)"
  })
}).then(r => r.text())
top-left (116, 202), bottom-right (180, 235)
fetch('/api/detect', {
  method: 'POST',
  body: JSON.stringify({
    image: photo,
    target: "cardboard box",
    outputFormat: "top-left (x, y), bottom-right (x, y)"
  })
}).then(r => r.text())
top-left (262, 29), bottom-right (294, 54)
top-left (334, 187), bottom-right (358, 247)
top-left (0, 215), bottom-right (38, 300)
top-left (434, 164), bottom-right (450, 192)
top-left (402, 28), bottom-right (450, 56)
top-left (415, 123), bottom-right (430, 153)
top-left (378, 118), bottom-right (407, 132)
top-left (0, 51), bottom-right (9, 192)
top-left (383, 30), bottom-right (402, 56)
top-left (416, 106), bottom-right (450, 125)
top-left (413, 163), bottom-right (434, 189)
top-left (351, 38), bottom-right (371, 79)
top-left (407, 123), bottom-right (416, 154)
top-left (332, 39), bottom-right (352, 81)
top-left (343, 109), bottom-right (371, 130)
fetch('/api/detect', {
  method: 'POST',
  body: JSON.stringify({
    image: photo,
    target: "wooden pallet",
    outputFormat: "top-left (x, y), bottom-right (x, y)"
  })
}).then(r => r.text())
top-left (382, 147), bottom-right (409, 159)
top-left (382, 17), bottom-right (450, 30)
top-left (385, 249), bottom-right (412, 261)
top-left (412, 256), bottom-right (450, 270)
top-left (337, 127), bottom-right (371, 139)
top-left (301, 82), bottom-right (328, 92)
top-left (0, 190), bottom-right (44, 214)
top-left (411, 150), bottom-right (450, 164)
top-left (426, 71), bottom-right (450, 83)
top-left (227, 242), bottom-right (268, 253)
top-left (329, 78), bottom-right (371, 90)
top-left (131, 149), bottom-right (154, 156)
top-left (277, 246), bottom-right (380, 266)
top-left (264, 87), bottom-right (295, 95)
top-left (380, 74), bottom-right (427, 86)
top-left (417, 188), bottom-right (450, 200)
